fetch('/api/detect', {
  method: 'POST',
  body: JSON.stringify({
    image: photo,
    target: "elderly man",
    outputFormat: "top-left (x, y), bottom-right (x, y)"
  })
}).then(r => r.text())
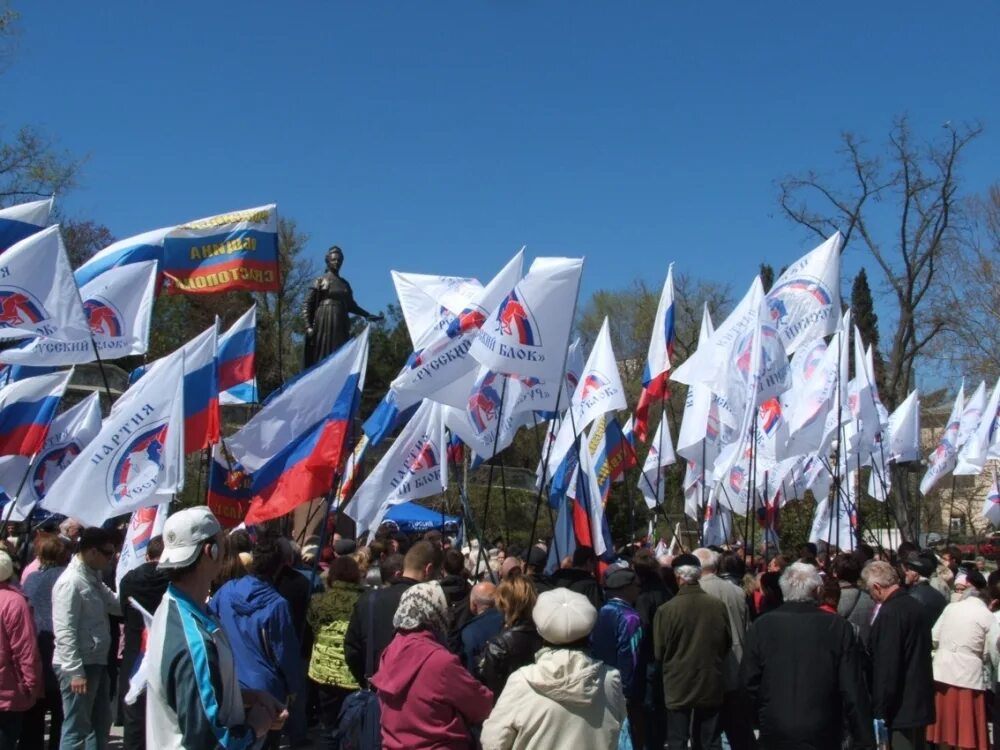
top-left (460, 581), bottom-right (504, 674)
top-left (693, 547), bottom-right (754, 750)
top-left (741, 562), bottom-right (874, 749)
top-left (863, 560), bottom-right (935, 750)
top-left (653, 553), bottom-right (731, 750)
top-left (902, 552), bottom-right (947, 625)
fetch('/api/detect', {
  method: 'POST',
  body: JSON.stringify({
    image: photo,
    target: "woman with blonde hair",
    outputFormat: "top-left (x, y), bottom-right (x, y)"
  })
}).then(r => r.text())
top-left (479, 573), bottom-right (543, 700)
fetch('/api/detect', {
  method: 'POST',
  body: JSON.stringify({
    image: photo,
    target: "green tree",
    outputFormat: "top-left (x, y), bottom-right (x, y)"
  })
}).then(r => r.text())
top-left (850, 268), bottom-right (887, 397)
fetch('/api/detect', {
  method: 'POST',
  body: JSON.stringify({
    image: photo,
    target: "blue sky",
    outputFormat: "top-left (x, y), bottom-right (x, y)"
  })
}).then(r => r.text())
top-left (5, 2), bottom-right (998, 324)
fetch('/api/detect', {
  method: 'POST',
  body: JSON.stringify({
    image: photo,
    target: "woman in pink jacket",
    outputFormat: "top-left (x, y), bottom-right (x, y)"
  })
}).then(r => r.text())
top-left (371, 581), bottom-right (493, 749)
top-left (0, 550), bottom-right (43, 749)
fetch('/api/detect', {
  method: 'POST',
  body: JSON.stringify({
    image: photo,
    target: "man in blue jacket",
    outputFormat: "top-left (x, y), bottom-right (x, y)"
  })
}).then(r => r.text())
top-left (209, 529), bottom-right (304, 748)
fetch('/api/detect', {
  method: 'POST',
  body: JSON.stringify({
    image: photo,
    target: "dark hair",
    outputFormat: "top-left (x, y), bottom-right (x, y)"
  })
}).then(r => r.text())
top-left (229, 529), bottom-right (252, 553)
top-left (987, 570), bottom-right (1000, 606)
top-left (821, 578), bottom-right (841, 609)
top-left (212, 535), bottom-right (247, 592)
top-left (946, 545), bottom-right (962, 562)
top-left (403, 540), bottom-right (443, 575)
top-left (79, 527), bottom-right (114, 553)
top-left (857, 544), bottom-right (875, 562)
top-left (37, 536), bottom-right (68, 567)
top-left (380, 553), bottom-right (404, 583)
top-left (759, 571), bottom-right (784, 613)
top-left (632, 548), bottom-right (661, 584)
top-left (251, 531), bottom-right (286, 581)
top-left (423, 530), bottom-right (443, 547)
top-left (572, 546), bottom-right (597, 569)
top-left (799, 542), bottom-right (818, 559)
top-left (146, 535), bottom-right (164, 561)
top-left (831, 553), bottom-right (862, 585)
top-left (327, 555), bottom-right (361, 586)
top-left (368, 540), bottom-right (387, 562)
top-left (769, 554), bottom-right (789, 572)
top-left (443, 548), bottom-right (465, 576)
top-left (897, 541), bottom-right (918, 558)
top-left (719, 551), bottom-right (746, 580)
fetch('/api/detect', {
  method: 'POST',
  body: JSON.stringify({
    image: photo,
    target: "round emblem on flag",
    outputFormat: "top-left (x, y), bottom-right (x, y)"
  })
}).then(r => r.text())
top-left (0, 287), bottom-right (46, 328)
top-left (107, 421), bottom-right (170, 507)
top-left (83, 296), bottom-right (124, 337)
top-left (32, 443), bottom-right (81, 500)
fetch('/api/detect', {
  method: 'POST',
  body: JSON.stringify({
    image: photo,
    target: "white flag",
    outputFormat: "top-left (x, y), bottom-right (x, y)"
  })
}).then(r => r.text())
top-left (956, 380), bottom-right (987, 454)
top-left (766, 232), bottom-right (842, 355)
top-left (920, 384), bottom-right (964, 495)
top-left (391, 251), bottom-right (524, 411)
top-left (568, 318), bottom-right (627, 436)
top-left (391, 271), bottom-right (483, 351)
top-left (956, 379), bottom-right (997, 476)
top-left (347, 400), bottom-right (448, 537)
top-left (886, 390), bottom-right (921, 464)
top-left (0, 260), bottom-right (158, 365)
top-left (42, 352), bottom-right (185, 526)
top-left (638, 418), bottom-right (676, 509)
top-left (0, 225), bottom-right (90, 342)
top-left (115, 503), bottom-right (168, 590)
top-left (983, 468), bottom-right (1000, 528)
top-left (470, 256), bottom-right (583, 381)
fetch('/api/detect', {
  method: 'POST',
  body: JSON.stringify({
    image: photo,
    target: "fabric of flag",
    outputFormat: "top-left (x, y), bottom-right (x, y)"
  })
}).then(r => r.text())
top-left (983, 468), bottom-right (1000, 528)
top-left (587, 414), bottom-right (635, 503)
top-left (702, 499), bottom-right (732, 548)
top-left (391, 271), bottom-right (482, 351)
top-left (920, 384), bottom-right (964, 495)
top-left (217, 305), bottom-right (258, 405)
top-left (206, 445), bottom-right (251, 528)
top-left (0, 225), bottom-right (90, 343)
top-left (635, 264), bottom-right (675, 443)
top-left (228, 329), bottom-right (369, 472)
top-left (568, 318), bottom-right (627, 437)
top-left (42, 351), bottom-right (185, 526)
top-left (569, 447), bottom-right (611, 557)
top-left (765, 232), bottom-right (842, 355)
top-left (0, 198), bottom-right (52, 253)
top-left (346, 400), bottom-right (448, 538)
top-left (244, 335), bottom-right (368, 526)
top-left (172, 325), bottom-right (220, 455)
top-left (334, 434), bottom-right (370, 510)
top-left (115, 503), bottom-right (168, 590)
top-left (162, 205), bottom-right (279, 294)
top-left (0, 260), bottom-right (159, 366)
top-left (389, 251), bottom-right (523, 413)
top-left (446, 430), bottom-right (464, 467)
top-left (638, 417), bottom-right (676, 509)
top-left (0, 371), bottom-right (71, 457)
top-left (957, 378), bottom-right (1000, 475)
top-left (123, 597), bottom-right (154, 705)
top-left (470, 256), bottom-right (582, 382)
top-left (74, 226), bottom-right (171, 288)
top-left (0, 392), bottom-right (101, 521)
top-left (545, 496), bottom-right (577, 575)
top-left (956, 380), bottom-right (988, 456)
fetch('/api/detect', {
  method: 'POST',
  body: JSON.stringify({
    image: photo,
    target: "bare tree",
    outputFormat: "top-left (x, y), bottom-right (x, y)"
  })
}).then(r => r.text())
top-left (778, 117), bottom-right (981, 410)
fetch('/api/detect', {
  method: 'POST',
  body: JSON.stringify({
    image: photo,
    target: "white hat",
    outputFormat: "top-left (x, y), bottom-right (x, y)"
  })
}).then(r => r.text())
top-left (533, 588), bottom-right (597, 645)
top-left (0, 550), bottom-right (12, 583)
top-left (158, 506), bottom-right (221, 570)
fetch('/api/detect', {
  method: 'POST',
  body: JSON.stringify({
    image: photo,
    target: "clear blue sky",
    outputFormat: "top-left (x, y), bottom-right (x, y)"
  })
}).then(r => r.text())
top-left (5, 2), bottom-right (998, 323)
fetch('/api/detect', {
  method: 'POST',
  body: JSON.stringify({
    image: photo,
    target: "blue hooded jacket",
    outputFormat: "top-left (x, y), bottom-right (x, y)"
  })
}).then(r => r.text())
top-left (209, 575), bottom-right (304, 702)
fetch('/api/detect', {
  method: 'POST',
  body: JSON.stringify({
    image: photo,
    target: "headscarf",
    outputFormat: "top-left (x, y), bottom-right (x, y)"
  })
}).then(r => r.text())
top-left (393, 580), bottom-right (449, 635)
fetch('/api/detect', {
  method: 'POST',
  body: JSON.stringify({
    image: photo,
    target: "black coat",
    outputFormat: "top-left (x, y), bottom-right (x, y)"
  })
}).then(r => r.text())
top-left (741, 601), bottom-right (874, 749)
top-left (118, 561), bottom-right (169, 698)
top-left (869, 589), bottom-right (935, 730)
top-left (907, 581), bottom-right (947, 626)
top-left (344, 576), bottom-right (420, 685)
top-left (550, 568), bottom-right (604, 610)
top-left (479, 620), bottom-right (543, 700)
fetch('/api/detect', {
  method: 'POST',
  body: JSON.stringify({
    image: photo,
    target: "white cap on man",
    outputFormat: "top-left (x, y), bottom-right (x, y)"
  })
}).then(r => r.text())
top-left (157, 506), bottom-right (221, 570)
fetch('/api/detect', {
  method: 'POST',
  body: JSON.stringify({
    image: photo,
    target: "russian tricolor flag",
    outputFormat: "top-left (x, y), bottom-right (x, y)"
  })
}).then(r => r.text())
top-left (246, 370), bottom-right (364, 526)
top-left (635, 264), bottom-right (676, 444)
top-left (218, 305), bottom-right (257, 405)
top-left (0, 198), bottom-right (52, 253)
top-left (178, 325), bottom-right (220, 455)
top-left (0, 370), bottom-right (71, 457)
top-left (74, 227), bottom-right (170, 288)
top-left (206, 446), bottom-right (252, 528)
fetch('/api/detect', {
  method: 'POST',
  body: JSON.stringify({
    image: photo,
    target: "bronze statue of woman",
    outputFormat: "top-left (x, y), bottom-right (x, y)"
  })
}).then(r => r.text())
top-left (302, 246), bottom-right (383, 367)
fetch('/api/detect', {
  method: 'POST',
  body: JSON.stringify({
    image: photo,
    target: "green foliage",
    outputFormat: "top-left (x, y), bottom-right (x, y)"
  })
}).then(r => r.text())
top-left (358, 304), bottom-right (411, 419)
top-left (759, 263), bottom-right (775, 293)
top-left (850, 268), bottom-right (888, 399)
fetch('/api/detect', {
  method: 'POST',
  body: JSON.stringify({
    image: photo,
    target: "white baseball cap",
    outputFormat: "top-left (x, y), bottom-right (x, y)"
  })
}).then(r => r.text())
top-left (157, 506), bottom-right (221, 570)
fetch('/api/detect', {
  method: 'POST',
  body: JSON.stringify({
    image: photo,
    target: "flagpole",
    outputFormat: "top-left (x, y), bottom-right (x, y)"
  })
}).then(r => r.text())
top-left (945, 473), bottom-right (960, 546)
top-left (1, 453), bottom-right (39, 538)
top-left (746, 410), bottom-right (758, 570)
top-left (479, 376), bottom-right (510, 557)
top-left (665, 398), bottom-right (697, 553)
top-left (700, 438), bottom-right (708, 546)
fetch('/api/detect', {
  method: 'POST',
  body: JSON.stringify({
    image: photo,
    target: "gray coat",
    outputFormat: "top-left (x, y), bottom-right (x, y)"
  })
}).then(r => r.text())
top-left (699, 573), bottom-right (748, 691)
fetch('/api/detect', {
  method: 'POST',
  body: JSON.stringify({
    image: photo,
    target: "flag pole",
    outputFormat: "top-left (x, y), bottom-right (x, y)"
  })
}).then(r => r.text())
top-left (1, 453), bottom-right (39, 543)
top-left (665, 397), bottom-right (697, 551)
top-left (478, 376), bottom-right (510, 556)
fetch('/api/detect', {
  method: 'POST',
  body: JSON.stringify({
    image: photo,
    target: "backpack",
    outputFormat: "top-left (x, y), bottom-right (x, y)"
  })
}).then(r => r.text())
top-left (336, 595), bottom-right (382, 750)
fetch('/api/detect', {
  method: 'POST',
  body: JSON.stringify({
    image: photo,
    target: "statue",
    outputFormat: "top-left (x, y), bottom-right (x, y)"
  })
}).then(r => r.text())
top-left (303, 246), bottom-right (383, 368)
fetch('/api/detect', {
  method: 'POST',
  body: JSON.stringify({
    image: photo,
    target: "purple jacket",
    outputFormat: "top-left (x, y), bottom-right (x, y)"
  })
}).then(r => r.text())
top-left (0, 583), bottom-right (43, 712)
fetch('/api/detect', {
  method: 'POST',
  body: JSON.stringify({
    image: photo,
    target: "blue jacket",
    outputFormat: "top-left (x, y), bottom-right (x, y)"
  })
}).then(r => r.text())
top-left (460, 607), bottom-right (505, 674)
top-left (209, 576), bottom-right (303, 702)
top-left (591, 597), bottom-right (642, 701)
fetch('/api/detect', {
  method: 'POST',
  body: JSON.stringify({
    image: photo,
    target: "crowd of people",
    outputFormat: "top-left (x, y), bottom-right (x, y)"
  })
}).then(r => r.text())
top-left (0, 507), bottom-right (998, 750)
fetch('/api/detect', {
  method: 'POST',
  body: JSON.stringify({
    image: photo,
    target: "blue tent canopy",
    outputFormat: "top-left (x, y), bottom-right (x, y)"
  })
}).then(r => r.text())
top-left (384, 501), bottom-right (460, 534)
